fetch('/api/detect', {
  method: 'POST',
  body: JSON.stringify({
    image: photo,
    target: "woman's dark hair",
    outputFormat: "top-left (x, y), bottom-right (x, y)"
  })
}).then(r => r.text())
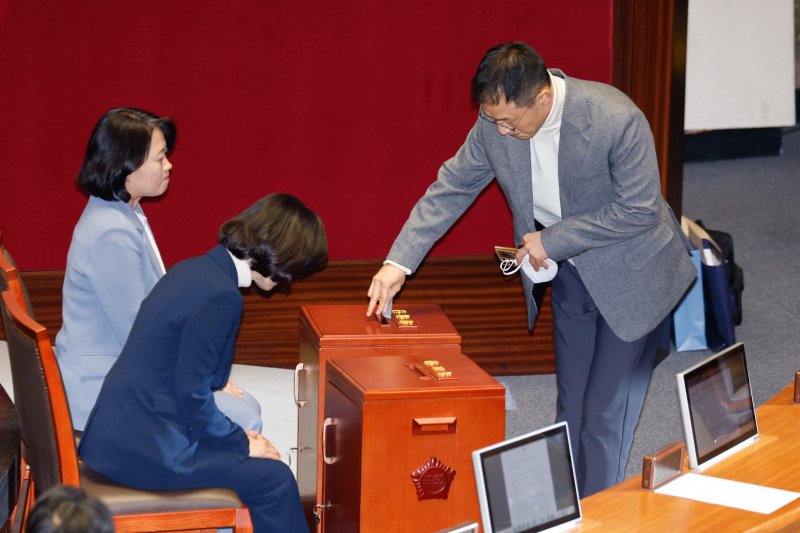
top-left (471, 42), bottom-right (550, 107)
top-left (219, 193), bottom-right (328, 286)
top-left (26, 485), bottom-right (114, 533)
top-left (77, 107), bottom-right (175, 202)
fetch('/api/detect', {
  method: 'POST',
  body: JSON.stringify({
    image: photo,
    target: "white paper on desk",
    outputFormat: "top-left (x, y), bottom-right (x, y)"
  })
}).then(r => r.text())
top-left (655, 473), bottom-right (800, 514)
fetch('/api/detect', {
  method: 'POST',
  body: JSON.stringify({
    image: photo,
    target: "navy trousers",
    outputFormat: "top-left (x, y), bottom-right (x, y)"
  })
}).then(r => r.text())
top-left (551, 262), bottom-right (664, 498)
top-left (162, 448), bottom-right (308, 533)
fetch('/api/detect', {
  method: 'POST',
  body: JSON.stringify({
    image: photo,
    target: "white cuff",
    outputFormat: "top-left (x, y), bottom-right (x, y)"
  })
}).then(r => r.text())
top-left (383, 259), bottom-right (412, 275)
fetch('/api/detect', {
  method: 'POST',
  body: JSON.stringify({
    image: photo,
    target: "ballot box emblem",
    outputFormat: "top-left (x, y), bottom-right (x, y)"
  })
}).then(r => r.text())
top-left (411, 456), bottom-right (456, 500)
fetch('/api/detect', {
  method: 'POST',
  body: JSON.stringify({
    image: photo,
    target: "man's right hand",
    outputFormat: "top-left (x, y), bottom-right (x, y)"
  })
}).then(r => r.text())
top-left (517, 231), bottom-right (550, 271)
top-left (246, 430), bottom-right (281, 460)
top-left (366, 264), bottom-right (407, 317)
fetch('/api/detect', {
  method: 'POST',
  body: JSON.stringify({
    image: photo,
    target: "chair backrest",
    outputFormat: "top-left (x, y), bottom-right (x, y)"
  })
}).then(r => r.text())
top-left (0, 239), bottom-right (19, 292)
top-left (0, 236), bottom-right (35, 318)
top-left (1, 290), bottom-right (80, 496)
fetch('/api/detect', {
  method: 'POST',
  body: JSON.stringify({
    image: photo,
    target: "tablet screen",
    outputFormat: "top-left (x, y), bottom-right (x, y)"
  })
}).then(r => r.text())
top-left (677, 343), bottom-right (758, 469)
top-left (472, 422), bottom-right (581, 533)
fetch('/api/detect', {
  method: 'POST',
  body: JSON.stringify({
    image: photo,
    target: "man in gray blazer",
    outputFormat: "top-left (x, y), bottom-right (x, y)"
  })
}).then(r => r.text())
top-left (367, 42), bottom-right (695, 497)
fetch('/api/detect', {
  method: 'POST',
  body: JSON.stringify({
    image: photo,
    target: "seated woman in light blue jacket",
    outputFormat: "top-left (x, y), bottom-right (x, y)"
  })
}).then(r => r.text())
top-left (56, 107), bottom-right (262, 432)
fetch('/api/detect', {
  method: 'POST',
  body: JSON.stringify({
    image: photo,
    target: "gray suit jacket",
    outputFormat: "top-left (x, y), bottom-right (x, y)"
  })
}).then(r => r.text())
top-left (387, 70), bottom-right (695, 342)
top-left (55, 196), bottom-right (163, 429)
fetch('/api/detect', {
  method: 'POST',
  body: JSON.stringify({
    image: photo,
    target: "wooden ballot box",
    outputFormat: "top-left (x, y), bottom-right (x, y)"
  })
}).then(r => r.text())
top-left (295, 304), bottom-right (463, 528)
top-left (318, 353), bottom-right (505, 532)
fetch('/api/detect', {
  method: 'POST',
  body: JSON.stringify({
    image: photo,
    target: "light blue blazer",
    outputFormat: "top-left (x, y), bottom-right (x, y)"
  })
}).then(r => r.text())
top-left (55, 196), bottom-right (164, 430)
top-left (56, 196), bottom-right (263, 432)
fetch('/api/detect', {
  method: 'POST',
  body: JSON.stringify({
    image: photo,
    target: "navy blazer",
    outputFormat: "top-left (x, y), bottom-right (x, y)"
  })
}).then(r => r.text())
top-left (78, 245), bottom-right (249, 487)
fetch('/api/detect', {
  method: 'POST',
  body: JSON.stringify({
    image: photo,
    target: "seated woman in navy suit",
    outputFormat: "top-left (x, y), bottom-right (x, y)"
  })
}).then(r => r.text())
top-left (79, 193), bottom-right (327, 533)
top-left (55, 107), bottom-right (262, 432)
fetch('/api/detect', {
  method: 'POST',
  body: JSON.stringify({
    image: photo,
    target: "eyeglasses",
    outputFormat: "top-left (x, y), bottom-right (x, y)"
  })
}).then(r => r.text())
top-left (479, 104), bottom-right (533, 134)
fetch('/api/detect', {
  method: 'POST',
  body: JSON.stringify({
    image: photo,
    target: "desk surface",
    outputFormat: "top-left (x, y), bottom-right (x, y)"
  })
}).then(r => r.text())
top-left (578, 384), bottom-right (800, 532)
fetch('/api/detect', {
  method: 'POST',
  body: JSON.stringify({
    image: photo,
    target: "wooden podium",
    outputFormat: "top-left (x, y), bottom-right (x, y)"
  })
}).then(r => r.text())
top-left (295, 304), bottom-right (463, 529)
top-left (319, 354), bottom-right (505, 532)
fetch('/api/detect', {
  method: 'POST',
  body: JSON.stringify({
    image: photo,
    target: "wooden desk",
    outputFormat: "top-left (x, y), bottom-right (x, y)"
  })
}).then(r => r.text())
top-left (579, 385), bottom-right (800, 532)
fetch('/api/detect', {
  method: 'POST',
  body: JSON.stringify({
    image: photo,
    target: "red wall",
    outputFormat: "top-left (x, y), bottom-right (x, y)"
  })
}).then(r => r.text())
top-left (0, 1), bottom-right (612, 270)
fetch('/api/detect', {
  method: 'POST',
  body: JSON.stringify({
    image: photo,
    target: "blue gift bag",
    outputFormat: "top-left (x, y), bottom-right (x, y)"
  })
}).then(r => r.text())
top-left (672, 249), bottom-right (707, 352)
top-left (701, 241), bottom-right (737, 351)
top-left (679, 217), bottom-right (738, 352)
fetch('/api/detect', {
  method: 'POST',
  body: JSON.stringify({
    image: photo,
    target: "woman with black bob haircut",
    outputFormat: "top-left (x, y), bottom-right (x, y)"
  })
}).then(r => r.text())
top-left (57, 107), bottom-right (263, 434)
top-left (220, 193), bottom-right (328, 287)
top-left (77, 107), bottom-right (176, 201)
top-left (79, 193), bottom-right (327, 533)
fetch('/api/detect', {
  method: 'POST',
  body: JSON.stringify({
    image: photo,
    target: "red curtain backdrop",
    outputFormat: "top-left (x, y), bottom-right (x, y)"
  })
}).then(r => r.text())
top-left (0, 0), bottom-right (612, 269)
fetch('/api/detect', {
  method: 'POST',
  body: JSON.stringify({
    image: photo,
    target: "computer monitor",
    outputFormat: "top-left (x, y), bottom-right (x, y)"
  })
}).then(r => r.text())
top-left (676, 342), bottom-right (758, 470)
top-left (472, 422), bottom-right (581, 533)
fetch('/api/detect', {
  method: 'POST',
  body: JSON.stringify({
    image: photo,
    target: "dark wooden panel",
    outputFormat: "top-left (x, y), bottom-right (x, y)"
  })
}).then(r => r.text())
top-left (612, 0), bottom-right (688, 215)
top-left (1, 257), bottom-right (554, 376)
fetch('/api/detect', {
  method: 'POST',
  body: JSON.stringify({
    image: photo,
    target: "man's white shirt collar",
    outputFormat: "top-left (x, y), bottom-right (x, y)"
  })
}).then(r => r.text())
top-left (539, 71), bottom-right (565, 133)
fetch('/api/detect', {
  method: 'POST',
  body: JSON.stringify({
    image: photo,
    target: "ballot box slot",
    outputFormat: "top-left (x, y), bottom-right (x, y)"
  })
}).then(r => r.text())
top-left (406, 360), bottom-right (458, 381)
top-left (408, 362), bottom-right (429, 379)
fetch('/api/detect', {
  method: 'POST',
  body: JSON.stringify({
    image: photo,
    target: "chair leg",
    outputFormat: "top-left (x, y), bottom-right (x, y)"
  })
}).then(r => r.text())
top-left (234, 507), bottom-right (254, 532)
top-left (12, 475), bottom-right (35, 533)
top-left (9, 468), bottom-right (30, 533)
top-left (10, 459), bottom-right (30, 531)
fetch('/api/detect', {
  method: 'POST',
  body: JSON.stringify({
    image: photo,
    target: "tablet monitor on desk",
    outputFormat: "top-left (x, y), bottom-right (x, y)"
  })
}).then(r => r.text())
top-left (676, 342), bottom-right (758, 470)
top-left (472, 421), bottom-right (581, 533)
